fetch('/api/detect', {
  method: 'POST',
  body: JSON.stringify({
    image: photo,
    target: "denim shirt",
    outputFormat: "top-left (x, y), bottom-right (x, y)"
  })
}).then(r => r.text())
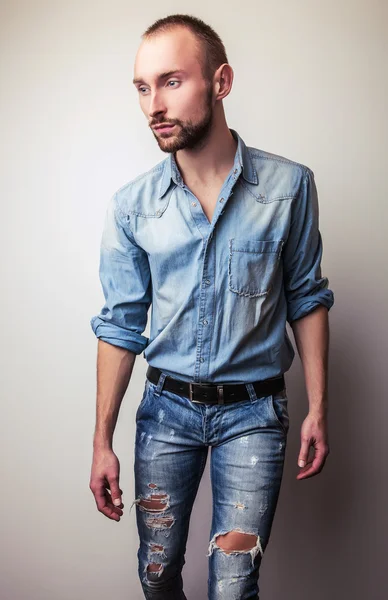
top-left (90, 128), bottom-right (334, 383)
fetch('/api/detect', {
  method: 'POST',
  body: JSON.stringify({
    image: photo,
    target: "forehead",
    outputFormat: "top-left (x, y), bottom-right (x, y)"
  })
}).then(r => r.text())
top-left (133, 27), bottom-right (203, 83)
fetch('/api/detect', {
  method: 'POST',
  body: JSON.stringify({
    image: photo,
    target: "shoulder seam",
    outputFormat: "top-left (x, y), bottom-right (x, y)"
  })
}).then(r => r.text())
top-left (248, 148), bottom-right (313, 174)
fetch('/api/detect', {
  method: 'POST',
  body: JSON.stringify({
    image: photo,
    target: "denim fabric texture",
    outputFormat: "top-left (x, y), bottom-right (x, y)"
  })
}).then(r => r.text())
top-left (90, 128), bottom-right (334, 383)
top-left (130, 374), bottom-right (289, 599)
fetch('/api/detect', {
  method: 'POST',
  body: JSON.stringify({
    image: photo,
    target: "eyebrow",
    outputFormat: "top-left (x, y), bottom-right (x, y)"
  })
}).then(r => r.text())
top-left (132, 69), bottom-right (187, 86)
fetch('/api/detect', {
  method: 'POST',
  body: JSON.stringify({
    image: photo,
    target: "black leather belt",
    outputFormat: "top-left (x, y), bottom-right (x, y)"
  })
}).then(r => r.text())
top-left (146, 365), bottom-right (285, 405)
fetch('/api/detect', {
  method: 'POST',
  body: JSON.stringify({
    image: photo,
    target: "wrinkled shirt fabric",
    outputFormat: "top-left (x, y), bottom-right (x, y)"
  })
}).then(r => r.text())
top-left (90, 128), bottom-right (334, 383)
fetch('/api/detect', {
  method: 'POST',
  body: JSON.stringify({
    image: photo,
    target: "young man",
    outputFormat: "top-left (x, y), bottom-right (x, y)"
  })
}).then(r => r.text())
top-left (89, 13), bottom-right (334, 600)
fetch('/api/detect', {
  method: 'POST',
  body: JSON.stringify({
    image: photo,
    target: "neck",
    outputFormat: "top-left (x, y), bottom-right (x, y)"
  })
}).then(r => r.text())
top-left (174, 118), bottom-right (238, 186)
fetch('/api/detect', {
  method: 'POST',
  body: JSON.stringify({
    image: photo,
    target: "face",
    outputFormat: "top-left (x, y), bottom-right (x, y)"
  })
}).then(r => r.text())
top-left (133, 27), bottom-right (216, 153)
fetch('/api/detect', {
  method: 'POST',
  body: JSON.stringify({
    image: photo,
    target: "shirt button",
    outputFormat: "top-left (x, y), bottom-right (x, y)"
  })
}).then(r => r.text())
top-left (199, 357), bottom-right (205, 363)
top-left (203, 319), bottom-right (208, 325)
top-left (204, 279), bottom-right (211, 285)
top-left (192, 202), bottom-right (197, 206)
top-left (219, 198), bottom-right (224, 203)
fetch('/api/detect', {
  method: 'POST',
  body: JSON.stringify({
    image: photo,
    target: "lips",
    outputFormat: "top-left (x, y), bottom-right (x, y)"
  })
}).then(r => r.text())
top-left (153, 124), bottom-right (176, 131)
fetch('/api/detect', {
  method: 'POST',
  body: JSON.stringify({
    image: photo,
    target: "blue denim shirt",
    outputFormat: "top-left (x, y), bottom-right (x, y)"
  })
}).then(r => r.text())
top-left (90, 128), bottom-right (334, 383)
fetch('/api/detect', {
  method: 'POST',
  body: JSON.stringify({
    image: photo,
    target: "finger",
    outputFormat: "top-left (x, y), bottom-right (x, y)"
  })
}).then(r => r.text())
top-left (104, 489), bottom-right (124, 518)
top-left (298, 438), bottom-right (311, 468)
top-left (91, 481), bottom-right (124, 520)
top-left (105, 490), bottom-right (124, 513)
top-left (297, 447), bottom-right (327, 480)
top-left (107, 476), bottom-right (123, 508)
top-left (296, 461), bottom-right (316, 479)
top-left (93, 484), bottom-right (108, 512)
top-left (92, 485), bottom-right (122, 520)
top-left (106, 485), bottom-right (124, 499)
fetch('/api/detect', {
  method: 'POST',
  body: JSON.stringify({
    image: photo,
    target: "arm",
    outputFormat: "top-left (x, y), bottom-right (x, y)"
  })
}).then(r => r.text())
top-left (291, 305), bottom-right (329, 419)
top-left (90, 342), bottom-right (136, 521)
top-left (93, 341), bottom-right (136, 451)
top-left (90, 192), bottom-right (152, 354)
top-left (89, 192), bottom-right (152, 520)
top-left (291, 306), bottom-right (331, 480)
top-left (282, 168), bottom-right (334, 480)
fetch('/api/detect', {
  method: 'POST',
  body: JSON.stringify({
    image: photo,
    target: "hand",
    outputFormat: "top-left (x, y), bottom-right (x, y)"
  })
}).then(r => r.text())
top-left (89, 448), bottom-right (124, 520)
top-left (296, 412), bottom-right (330, 480)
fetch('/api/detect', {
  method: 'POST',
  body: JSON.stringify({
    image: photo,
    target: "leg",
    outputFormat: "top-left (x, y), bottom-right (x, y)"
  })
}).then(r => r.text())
top-left (131, 375), bottom-right (208, 599)
top-left (207, 387), bottom-right (289, 599)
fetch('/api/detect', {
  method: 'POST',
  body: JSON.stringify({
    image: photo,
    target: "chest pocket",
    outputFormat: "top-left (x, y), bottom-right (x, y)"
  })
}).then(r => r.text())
top-left (228, 238), bottom-right (284, 297)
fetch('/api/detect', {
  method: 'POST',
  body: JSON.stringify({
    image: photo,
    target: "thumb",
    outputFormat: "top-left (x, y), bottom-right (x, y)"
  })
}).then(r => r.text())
top-left (109, 480), bottom-right (123, 506)
top-left (298, 438), bottom-right (310, 468)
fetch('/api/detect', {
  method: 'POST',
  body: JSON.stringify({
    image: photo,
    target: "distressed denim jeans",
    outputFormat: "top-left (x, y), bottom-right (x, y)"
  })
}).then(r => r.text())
top-left (130, 370), bottom-right (290, 599)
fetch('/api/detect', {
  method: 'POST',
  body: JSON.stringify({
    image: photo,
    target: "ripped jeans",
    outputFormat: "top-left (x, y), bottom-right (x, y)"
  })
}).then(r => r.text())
top-left (130, 370), bottom-right (290, 600)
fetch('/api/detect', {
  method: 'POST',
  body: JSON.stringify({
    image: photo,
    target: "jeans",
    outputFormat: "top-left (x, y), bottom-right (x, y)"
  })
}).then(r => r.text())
top-left (130, 370), bottom-right (290, 599)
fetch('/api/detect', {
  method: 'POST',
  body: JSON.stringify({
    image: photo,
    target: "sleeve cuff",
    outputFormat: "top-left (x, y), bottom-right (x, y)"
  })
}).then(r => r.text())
top-left (287, 290), bottom-right (334, 323)
top-left (90, 316), bottom-right (149, 355)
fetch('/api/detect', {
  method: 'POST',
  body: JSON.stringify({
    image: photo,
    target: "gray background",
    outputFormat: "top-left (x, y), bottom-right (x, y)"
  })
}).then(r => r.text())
top-left (1, 0), bottom-right (387, 598)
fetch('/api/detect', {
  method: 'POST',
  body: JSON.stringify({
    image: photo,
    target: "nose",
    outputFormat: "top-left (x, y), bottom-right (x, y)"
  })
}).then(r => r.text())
top-left (148, 91), bottom-right (166, 120)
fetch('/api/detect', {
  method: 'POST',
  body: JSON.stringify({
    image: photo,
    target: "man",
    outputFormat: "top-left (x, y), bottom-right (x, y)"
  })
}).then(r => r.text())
top-left (89, 13), bottom-right (334, 600)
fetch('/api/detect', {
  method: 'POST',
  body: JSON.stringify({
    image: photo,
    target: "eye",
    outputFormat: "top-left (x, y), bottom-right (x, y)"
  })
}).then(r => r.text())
top-left (167, 80), bottom-right (180, 88)
top-left (138, 87), bottom-right (148, 94)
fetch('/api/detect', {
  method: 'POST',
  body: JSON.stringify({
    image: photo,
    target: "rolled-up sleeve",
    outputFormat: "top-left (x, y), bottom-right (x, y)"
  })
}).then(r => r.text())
top-left (282, 168), bottom-right (334, 324)
top-left (90, 192), bottom-right (152, 354)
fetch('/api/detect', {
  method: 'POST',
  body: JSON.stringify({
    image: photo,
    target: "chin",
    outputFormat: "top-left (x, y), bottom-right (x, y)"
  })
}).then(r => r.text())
top-left (157, 135), bottom-right (183, 153)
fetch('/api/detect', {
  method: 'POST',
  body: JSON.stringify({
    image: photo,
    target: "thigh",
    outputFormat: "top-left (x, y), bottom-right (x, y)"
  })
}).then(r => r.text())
top-left (132, 380), bottom-right (208, 576)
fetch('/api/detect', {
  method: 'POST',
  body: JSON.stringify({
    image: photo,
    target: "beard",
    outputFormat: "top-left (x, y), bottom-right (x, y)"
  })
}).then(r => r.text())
top-left (151, 84), bottom-right (214, 154)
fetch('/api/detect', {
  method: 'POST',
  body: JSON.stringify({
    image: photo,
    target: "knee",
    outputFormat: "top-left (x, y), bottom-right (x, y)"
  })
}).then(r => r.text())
top-left (207, 528), bottom-right (264, 562)
top-left (147, 562), bottom-right (163, 575)
top-left (215, 530), bottom-right (258, 554)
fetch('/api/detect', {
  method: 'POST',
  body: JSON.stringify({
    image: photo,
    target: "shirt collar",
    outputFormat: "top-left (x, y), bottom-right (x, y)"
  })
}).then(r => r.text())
top-left (158, 127), bottom-right (258, 199)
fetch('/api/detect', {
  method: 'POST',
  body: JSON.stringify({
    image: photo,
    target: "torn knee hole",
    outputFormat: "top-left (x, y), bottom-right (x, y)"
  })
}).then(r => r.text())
top-left (147, 563), bottom-right (163, 573)
top-left (130, 483), bottom-right (172, 513)
top-left (207, 529), bottom-right (264, 565)
top-left (131, 484), bottom-right (175, 530)
top-left (129, 485), bottom-right (170, 516)
top-left (215, 530), bottom-right (259, 553)
top-left (146, 562), bottom-right (164, 580)
top-left (136, 484), bottom-right (169, 511)
top-left (139, 493), bottom-right (169, 511)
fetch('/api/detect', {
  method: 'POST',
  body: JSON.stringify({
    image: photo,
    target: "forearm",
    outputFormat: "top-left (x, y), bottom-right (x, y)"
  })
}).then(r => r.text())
top-left (290, 305), bottom-right (330, 418)
top-left (93, 339), bottom-right (136, 451)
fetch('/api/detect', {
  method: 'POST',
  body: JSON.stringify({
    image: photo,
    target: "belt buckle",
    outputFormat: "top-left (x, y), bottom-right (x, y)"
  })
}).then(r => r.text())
top-left (189, 383), bottom-right (202, 404)
top-left (189, 382), bottom-right (225, 404)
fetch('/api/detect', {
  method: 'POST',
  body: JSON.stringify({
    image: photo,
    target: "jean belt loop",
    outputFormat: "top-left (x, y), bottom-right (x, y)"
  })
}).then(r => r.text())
top-left (245, 382), bottom-right (258, 402)
top-left (154, 371), bottom-right (167, 397)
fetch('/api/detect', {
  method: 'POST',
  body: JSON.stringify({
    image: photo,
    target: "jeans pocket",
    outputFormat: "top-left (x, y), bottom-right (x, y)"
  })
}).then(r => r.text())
top-left (267, 392), bottom-right (290, 435)
top-left (136, 379), bottom-right (153, 420)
